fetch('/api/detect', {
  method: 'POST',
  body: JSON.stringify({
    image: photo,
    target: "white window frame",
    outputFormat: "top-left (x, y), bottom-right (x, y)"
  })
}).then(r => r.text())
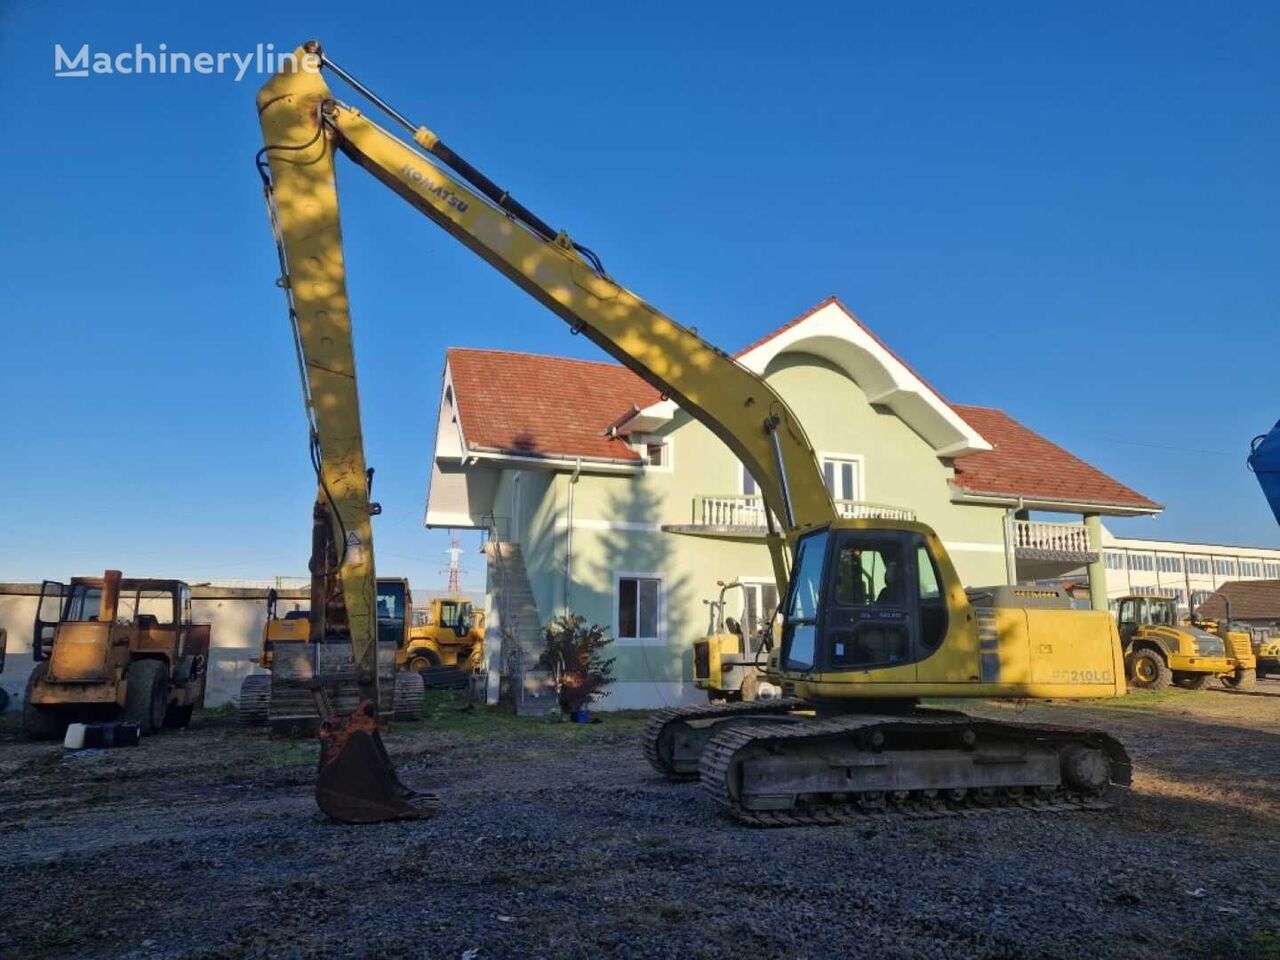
top-left (818, 451), bottom-right (866, 503)
top-left (631, 434), bottom-right (674, 473)
top-left (737, 577), bottom-right (781, 642)
top-left (613, 571), bottom-right (666, 646)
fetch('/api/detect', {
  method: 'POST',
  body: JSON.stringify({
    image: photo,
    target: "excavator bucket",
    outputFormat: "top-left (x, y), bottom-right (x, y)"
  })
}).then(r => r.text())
top-left (315, 699), bottom-right (440, 824)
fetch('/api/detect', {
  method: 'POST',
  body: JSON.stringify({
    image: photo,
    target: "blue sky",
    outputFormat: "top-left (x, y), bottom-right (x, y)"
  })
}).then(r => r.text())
top-left (1, 1), bottom-right (1277, 592)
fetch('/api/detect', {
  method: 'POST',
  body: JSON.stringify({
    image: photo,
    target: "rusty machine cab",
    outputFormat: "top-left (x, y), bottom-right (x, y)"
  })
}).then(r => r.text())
top-left (26, 571), bottom-right (209, 738)
top-left (35, 573), bottom-right (195, 682)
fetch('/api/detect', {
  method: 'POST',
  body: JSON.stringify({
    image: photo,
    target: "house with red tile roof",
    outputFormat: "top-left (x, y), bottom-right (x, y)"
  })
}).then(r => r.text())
top-left (425, 298), bottom-right (1159, 709)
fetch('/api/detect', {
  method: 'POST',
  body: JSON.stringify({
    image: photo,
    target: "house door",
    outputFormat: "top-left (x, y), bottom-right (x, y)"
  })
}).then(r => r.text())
top-left (741, 580), bottom-right (780, 652)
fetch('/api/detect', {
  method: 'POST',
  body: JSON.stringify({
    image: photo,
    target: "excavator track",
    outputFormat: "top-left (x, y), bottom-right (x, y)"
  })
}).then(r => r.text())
top-left (238, 674), bottom-right (271, 726)
top-left (642, 698), bottom-right (808, 780)
top-left (699, 712), bottom-right (1130, 826)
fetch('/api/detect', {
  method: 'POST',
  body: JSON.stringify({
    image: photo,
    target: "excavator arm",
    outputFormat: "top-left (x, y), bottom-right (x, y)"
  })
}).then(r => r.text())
top-left (256, 45), bottom-right (836, 615)
top-left (257, 42), bottom-right (1138, 828)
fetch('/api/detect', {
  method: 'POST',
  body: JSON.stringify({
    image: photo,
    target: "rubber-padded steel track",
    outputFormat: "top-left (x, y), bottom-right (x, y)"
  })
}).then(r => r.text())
top-left (238, 675), bottom-right (271, 726)
top-left (699, 713), bottom-right (1130, 827)
top-left (642, 698), bottom-right (806, 779)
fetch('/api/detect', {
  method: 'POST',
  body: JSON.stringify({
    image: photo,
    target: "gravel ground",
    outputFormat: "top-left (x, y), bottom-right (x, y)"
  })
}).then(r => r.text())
top-left (0, 685), bottom-right (1277, 960)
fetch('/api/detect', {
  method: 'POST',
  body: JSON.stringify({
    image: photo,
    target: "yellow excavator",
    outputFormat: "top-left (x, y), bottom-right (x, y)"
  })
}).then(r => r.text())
top-left (256, 42), bottom-right (1131, 825)
top-left (238, 578), bottom-right (426, 730)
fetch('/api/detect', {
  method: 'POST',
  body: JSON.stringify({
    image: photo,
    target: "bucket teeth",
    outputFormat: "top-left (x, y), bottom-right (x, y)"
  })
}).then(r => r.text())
top-left (315, 699), bottom-right (440, 824)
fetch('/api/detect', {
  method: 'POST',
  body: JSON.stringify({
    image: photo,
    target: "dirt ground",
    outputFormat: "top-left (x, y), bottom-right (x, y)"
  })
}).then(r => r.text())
top-left (1, 685), bottom-right (1277, 960)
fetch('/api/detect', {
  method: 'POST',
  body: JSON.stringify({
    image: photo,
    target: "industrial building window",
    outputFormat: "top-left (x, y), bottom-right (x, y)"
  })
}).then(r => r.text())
top-left (1157, 556), bottom-right (1182, 574)
top-left (1187, 557), bottom-right (1211, 575)
top-left (1105, 552), bottom-right (1127, 570)
top-left (1240, 561), bottom-right (1263, 578)
top-left (616, 575), bottom-right (662, 642)
top-left (1267, 563), bottom-right (1280, 579)
top-left (1214, 558), bottom-right (1237, 577)
top-left (1129, 554), bottom-right (1154, 572)
top-left (1191, 589), bottom-right (1212, 608)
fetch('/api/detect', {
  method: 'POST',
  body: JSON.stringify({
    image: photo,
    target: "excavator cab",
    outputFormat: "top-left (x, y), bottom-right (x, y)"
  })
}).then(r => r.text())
top-left (778, 525), bottom-right (949, 679)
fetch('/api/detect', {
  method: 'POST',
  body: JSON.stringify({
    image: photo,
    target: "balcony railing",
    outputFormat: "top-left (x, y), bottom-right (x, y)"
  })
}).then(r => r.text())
top-left (692, 494), bottom-right (915, 530)
top-left (1011, 519), bottom-right (1096, 560)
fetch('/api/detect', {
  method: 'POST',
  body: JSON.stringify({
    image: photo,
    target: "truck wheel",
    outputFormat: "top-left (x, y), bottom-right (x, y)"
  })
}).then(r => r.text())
top-left (124, 660), bottom-right (170, 735)
top-left (1173, 672), bottom-right (1210, 690)
top-left (406, 649), bottom-right (440, 673)
top-left (164, 704), bottom-right (194, 728)
top-left (1128, 649), bottom-right (1171, 690)
top-left (22, 664), bottom-right (65, 740)
top-left (1221, 668), bottom-right (1257, 691)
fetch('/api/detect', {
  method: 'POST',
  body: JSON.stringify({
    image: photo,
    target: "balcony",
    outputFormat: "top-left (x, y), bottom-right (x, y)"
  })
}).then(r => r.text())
top-left (662, 494), bottom-right (915, 539)
top-left (1010, 519), bottom-right (1096, 563)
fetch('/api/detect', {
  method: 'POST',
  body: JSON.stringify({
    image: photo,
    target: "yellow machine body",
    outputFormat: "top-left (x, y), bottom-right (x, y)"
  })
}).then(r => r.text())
top-left (403, 597), bottom-right (484, 673)
top-left (1117, 595), bottom-right (1240, 689)
top-left (764, 522), bottom-right (1126, 702)
top-left (24, 571), bottom-right (210, 738)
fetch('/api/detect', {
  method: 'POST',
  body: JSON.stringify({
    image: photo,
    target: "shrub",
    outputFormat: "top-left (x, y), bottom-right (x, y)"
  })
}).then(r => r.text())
top-left (537, 614), bottom-right (615, 715)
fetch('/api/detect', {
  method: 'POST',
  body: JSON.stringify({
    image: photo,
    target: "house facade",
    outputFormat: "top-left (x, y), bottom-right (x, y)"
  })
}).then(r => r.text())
top-left (425, 298), bottom-right (1159, 709)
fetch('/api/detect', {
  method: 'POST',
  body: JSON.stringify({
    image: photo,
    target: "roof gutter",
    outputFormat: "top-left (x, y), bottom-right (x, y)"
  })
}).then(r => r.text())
top-left (950, 487), bottom-right (1162, 517)
top-left (460, 445), bottom-right (641, 474)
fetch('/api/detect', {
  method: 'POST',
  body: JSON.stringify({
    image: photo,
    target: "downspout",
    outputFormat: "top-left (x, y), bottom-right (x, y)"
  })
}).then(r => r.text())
top-left (565, 458), bottom-right (581, 612)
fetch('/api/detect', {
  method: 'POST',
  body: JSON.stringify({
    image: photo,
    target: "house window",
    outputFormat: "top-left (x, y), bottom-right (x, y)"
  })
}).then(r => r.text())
top-left (1187, 557), bottom-right (1211, 576)
top-left (1105, 552), bottom-right (1127, 571)
top-left (1214, 558), bottom-right (1237, 577)
top-left (1157, 556), bottom-right (1182, 574)
top-left (821, 455), bottom-right (863, 502)
top-left (616, 575), bottom-right (662, 642)
top-left (1191, 589), bottom-right (1212, 608)
top-left (1240, 560), bottom-right (1262, 578)
top-left (632, 435), bottom-right (671, 470)
top-left (740, 465), bottom-right (759, 498)
top-left (1266, 562), bottom-right (1280, 579)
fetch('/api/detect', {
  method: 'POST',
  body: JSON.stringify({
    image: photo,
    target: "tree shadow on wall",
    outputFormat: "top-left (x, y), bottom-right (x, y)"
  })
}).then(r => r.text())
top-left (586, 479), bottom-right (694, 706)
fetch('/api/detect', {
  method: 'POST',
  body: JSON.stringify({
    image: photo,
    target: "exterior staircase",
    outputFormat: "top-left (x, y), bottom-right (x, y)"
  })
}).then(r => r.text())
top-left (484, 541), bottom-right (554, 715)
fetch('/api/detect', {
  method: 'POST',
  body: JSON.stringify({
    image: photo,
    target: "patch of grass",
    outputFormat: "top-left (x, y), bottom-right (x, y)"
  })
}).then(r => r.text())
top-left (386, 692), bottom-right (651, 744)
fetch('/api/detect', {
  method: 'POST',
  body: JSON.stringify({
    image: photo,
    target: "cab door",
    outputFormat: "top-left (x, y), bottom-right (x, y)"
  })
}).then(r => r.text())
top-left (32, 580), bottom-right (66, 661)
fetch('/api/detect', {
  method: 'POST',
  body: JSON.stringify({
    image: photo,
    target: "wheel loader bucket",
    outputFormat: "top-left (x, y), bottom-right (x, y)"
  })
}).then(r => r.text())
top-left (315, 699), bottom-right (440, 824)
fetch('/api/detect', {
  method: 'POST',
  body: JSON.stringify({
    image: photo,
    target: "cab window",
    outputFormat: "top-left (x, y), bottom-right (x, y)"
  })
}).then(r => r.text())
top-left (783, 531), bottom-right (828, 671)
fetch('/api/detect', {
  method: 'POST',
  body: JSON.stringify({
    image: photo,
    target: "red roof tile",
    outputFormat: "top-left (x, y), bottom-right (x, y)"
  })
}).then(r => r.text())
top-left (950, 405), bottom-right (1159, 510)
top-left (447, 348), bottom-right (657, 463)
top-left (1197, 580), bottom-right (1280, 621)
top-left (445, 344), bottom-right (1157, 513)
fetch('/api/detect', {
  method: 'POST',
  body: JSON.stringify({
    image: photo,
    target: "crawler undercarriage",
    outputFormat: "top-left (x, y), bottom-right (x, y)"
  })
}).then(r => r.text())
top-left (644, 700), bottom-right (1131, 827)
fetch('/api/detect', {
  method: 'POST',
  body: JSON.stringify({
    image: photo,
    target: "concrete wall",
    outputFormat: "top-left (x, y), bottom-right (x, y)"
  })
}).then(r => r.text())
top-left (0, 583), bottom-right (308, 712)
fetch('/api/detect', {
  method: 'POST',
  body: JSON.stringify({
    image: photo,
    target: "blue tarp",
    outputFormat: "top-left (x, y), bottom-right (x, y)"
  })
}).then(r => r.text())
top-left (1249, 420), bottom-right (1280, 526)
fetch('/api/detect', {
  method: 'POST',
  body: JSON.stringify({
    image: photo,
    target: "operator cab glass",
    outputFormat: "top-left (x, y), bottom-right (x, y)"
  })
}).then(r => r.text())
top-left (438, 600), bottom-right (472, 636)
top-left (376, 581), bottom-right (407, 646)
top-left (781, 527), bottom-right (949, 674)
